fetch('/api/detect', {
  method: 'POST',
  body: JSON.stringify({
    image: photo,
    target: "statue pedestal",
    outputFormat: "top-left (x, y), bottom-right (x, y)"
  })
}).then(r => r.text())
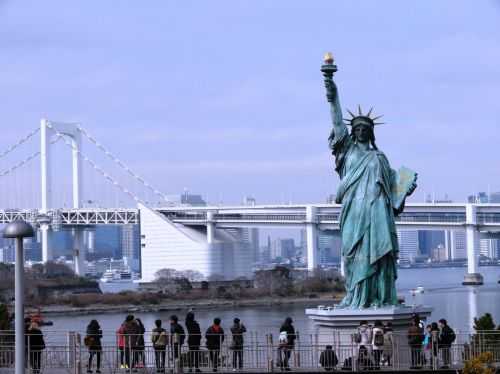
top-left (305, 304), bottom-right (433, 330)
top-left (462, 273), bottom-right (484, 286)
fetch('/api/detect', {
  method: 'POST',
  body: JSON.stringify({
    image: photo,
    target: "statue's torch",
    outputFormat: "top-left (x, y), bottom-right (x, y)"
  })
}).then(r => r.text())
top-left (321, 52), bottom-right (338, 102)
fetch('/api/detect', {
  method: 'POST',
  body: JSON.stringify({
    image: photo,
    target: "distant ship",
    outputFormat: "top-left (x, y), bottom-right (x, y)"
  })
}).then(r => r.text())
top-left (99, 267), bottom-right (140, 293)
top-left (100, 268), bottom-right (139, 283)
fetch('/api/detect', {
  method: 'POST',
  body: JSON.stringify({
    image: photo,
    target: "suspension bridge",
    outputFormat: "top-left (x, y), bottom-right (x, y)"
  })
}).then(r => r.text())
top-left (0, 120), bottom-right (498, 284)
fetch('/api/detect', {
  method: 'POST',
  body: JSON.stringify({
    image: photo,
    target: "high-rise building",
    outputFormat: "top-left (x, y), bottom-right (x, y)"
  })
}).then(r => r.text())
top-left (480, 239), bottom-right (498, 259)
top-left (94, 226), bottom-right (122, 259)
top-left (121, 224), bottom-right (141, 271)
top-left (241, 196), bottom-right (259, 263)
top-left (48, 230), bottom-right (74, 258)
top-left (24, 237), bottom-right (42, 262)
top-left (318, 230), bottom-right (341, 264)
top-left (397, 230), bottom-right (419, 262)
top-left (448, 230), bottom-right (467, 260)
top-left (418, 231), bottom-right (445, 256)
top-left (0, 242), bottom-right (15, 263)
top-left (271, 238), bottom-right (295, 260)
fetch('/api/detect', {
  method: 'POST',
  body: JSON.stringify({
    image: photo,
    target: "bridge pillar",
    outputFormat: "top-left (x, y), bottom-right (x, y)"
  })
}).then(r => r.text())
top-left (306, 206), bottom-right (318, 271)
top-left (206, 211), bottom-right (216, 244)
top-left (463, 204), bottom-right (483, 285)
top-left (40, 223), bottom-right (51, 263)
top-left (72, 228), bottom-right (85, 276)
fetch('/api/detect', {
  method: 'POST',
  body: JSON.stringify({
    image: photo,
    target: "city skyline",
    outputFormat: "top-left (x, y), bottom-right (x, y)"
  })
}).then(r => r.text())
top-left (0, 1), bottom-right (499, 206)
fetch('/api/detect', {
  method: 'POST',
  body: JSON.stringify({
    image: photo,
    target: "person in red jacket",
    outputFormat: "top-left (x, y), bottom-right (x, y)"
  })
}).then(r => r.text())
top-left (116, 321), bottom-right (126, 369)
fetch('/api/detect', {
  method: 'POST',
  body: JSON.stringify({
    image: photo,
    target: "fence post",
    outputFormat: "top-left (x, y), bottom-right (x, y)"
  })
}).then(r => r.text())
top-left (74, 332), bottom-right (82, 374)
top-left (254, 331), bottom-right (258, 369)
top-left (266, 334), bottom-right (274, 372)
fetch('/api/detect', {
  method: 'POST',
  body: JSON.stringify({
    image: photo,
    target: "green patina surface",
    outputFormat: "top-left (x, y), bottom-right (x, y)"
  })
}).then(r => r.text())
top-left (322, 60), bottom-right (417, 309)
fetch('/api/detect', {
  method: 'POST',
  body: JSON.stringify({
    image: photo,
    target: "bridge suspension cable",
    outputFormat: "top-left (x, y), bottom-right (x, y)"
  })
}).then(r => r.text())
top-left (46, 122), bottom-right (144, 205)
top-left (0, 135), bottom-right (62, 177)
top-left (76, 125), bottom-right (169, 202)
top-left (0, 127), bottom-right (40, 160)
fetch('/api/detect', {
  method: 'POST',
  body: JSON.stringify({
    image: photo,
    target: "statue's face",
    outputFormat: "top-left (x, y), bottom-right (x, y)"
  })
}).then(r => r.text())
top-left (353, 124), bottom-right (371, 143)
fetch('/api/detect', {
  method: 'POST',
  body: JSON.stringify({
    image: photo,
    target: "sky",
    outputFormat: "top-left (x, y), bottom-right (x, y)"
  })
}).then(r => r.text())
top-left (0, 0), bottom-right (500, 207)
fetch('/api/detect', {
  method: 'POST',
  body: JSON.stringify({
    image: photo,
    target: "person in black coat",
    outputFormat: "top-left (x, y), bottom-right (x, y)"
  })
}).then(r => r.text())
top-left (205, 318), bottom-right (224, 372)
top-left (438, 319), bottom-right (455, 369)
top-left (320, 345), bottom-right (338, 371)
top-left (134, 318), bottom-right (146, 368)
top-left (279, 317), bottom-right (296, 371)
top-left (170, 315), bottom-right (186, 366)
top-left (26, 321), bottom-right (45, 374)
top-left (185, 312), bottom-right (202, 372)
top-left (86, 319), bottom-right (102, 373)
top-left (230, 318), bottom-right (246, 370)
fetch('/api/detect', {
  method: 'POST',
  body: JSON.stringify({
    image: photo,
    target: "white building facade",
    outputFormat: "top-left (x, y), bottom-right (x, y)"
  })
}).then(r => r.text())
top-left (139, 204), bottom-right (253, 282)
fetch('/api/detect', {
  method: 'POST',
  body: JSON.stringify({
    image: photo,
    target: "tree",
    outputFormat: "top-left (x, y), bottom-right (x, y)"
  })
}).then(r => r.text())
top-left (154, 268), bottom-right (180, 281)
top-left (254, 266), bottom-right (293, 296)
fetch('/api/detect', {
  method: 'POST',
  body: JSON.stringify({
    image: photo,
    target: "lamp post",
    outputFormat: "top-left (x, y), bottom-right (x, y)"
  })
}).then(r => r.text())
top-left (3, 220), bottom-right (34, 374)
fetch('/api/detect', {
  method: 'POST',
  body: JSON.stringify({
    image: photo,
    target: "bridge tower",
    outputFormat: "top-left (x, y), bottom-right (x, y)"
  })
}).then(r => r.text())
top-left (306, 205), bottom-right (319, 271)
top-left (463, 204), bottom-right (484, 285)
top-left (40, 119), bottom-right (86, 275)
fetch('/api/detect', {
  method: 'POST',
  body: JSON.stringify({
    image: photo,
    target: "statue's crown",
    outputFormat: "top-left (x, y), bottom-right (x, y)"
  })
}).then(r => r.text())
top-left (344, 105), bottom-right (384, 128)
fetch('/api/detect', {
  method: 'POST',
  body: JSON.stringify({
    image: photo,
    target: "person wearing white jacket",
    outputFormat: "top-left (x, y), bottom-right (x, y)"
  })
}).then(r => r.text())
top-left (356, 320), bottom-right (373, 350)
top-left (371, 320), bottom-right (385, 369)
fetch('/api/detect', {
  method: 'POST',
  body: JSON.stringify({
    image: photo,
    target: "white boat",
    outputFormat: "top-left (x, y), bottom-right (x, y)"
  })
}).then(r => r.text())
top-left (100, 268), bottom-right (138, 283)
top-left (99, 267), bottom-right (140, 293)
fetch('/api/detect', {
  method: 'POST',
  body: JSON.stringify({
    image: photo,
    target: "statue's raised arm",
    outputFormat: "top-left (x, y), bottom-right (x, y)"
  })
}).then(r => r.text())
top-left (321, 53), bottom-right (346, 145)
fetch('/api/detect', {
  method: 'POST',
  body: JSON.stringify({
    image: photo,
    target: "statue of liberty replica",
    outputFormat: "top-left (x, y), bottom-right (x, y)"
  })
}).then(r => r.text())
top-left (322, 54), bottom-right (417, 309)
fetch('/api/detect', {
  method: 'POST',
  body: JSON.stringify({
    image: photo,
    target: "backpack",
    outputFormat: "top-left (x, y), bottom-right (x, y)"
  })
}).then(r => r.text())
top-left (279, 331), bottom-right (288, 345)
top-left (152, 329), bottom-right (167, 347)
top-left (84, 336), bottom-right (94, 347)
top-left (374, 330), bottom-right (384, 347)
top-left (353, 332), bottom-right (362, 344)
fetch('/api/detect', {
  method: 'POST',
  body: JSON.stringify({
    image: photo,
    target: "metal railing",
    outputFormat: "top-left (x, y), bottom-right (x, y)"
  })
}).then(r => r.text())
top-left (0, 331), bottom-right (499, 372)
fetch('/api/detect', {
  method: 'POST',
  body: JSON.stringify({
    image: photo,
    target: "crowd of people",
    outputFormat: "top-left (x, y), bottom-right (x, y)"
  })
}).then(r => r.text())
top-left (84, 312), bottom-right (249, 373)
top-left (3, 311), bottom-right (461, 373)
top-left (326, 314), bottom-right (457, 371)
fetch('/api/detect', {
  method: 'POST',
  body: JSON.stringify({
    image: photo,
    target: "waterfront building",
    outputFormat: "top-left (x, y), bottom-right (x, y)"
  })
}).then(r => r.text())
top-left (139, 204), bottom-right (253, 282)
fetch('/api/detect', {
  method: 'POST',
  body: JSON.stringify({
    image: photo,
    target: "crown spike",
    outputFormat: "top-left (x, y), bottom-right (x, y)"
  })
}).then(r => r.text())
top-left (367, 107), bottom-right (374, 117)
top-left (372, 115), bottom-right (384, 121)
top-left (358, 104), bottom-right (362, 116)
top-left (346, 109), bottom-right (356, 118)
top-left (373, 122), bottom-right (385, 125)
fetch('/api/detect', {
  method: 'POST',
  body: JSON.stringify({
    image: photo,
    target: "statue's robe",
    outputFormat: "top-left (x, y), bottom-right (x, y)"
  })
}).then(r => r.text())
top-left (330, 125), bottom-right (401, 308)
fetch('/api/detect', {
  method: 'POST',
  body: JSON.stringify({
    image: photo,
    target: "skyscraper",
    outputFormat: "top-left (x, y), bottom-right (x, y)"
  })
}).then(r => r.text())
top-left (121, 224), bottom-right (141, 271)
top-left (318, 230), bottom-right (341, 264)
top-left (397, 230), bottom-right (419, 262)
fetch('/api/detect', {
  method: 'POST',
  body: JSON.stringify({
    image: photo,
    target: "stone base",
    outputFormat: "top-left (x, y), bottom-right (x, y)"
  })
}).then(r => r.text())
top-left (462, 273), bottom-right (484, 285)
top-left (305, 304), bottom-right (433, 329)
